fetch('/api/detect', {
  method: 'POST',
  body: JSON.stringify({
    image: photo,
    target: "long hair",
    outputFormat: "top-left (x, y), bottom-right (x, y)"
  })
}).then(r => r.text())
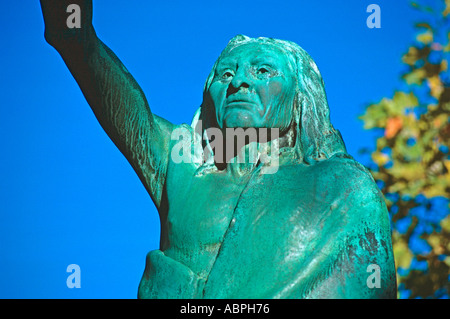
top-left (195, 34), bottom-right (348, 165)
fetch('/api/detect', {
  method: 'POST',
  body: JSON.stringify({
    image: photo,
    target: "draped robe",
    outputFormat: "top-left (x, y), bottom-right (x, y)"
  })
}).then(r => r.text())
top-left (137, 122), bottom-right (397, 299)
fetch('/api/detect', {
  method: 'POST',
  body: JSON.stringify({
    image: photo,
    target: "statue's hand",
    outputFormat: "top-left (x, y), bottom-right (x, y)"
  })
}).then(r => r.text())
top-left (39, 0), bottom-right (94, 49)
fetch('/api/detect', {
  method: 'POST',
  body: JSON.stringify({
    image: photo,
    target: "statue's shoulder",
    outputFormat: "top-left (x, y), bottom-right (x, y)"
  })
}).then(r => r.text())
top-left (306, 154), bottom-right (374, 193)
top-left (280, 153), bottom-right (386, 219)
top-left (310, 153), bottom-right (373, 180)
top-left (308, 153), bottom-right (388, 223)
top-left (282, 153), bottom-right (378, 194)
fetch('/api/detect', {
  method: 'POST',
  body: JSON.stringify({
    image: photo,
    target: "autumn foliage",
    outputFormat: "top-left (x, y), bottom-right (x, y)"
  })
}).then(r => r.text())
top-left (359, 0), bottom-right (450, 298)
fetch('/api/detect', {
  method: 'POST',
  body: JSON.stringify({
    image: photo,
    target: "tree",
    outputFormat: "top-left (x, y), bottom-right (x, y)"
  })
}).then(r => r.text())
top-left (359, 0), bottom-right (450, 299)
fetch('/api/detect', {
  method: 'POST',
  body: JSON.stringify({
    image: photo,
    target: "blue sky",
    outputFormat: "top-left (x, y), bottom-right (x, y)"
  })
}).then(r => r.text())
top-left (0, 1), bottom-right (424, 298)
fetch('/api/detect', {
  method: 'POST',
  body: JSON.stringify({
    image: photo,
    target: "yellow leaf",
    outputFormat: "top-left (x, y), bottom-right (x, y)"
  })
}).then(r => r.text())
top-left (427, 233), bottom-right (444, 255)
top-left (393, 91), bottom-right (419, 110)
top-left (417, 31), bottom-right (433, 44)
top-left (372, 151), bottom-right (390, 166)
top-left (444, 0), bottom-right (450, 16)
top-left (441, 215), bottom-right (450, 232)
top-left (403, 68), bottom-right (427, 85)
top-left (393, 234), bottom-right (413, 269)
top-left (445, 256), bottom-right (450, 267)
top-left (402, 47), bottom-right (420, 65)
top-left (428, 75), bottom-right (444, 99)
top-left (390, 162), bottom-right (425, 184)
top-left (441, 59), bottom-right (448, 72)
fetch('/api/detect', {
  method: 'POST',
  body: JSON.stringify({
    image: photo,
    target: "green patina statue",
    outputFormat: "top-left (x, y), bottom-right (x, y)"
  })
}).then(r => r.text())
top-left (40, 0), bottom-right (397, 298)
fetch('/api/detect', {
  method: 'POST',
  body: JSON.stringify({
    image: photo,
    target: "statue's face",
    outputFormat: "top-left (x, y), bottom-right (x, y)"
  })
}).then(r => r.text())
top-left (208, 42), bottom-right (296, 130)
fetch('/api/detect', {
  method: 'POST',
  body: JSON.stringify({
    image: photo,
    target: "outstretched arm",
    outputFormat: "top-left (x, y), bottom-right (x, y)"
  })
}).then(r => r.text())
top-left (40, 0), bottom-right (173, 209)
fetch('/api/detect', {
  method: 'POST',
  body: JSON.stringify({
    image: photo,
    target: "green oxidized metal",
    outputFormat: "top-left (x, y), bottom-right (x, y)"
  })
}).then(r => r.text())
top-left (138, 35), bottom-right (397, 299)
top-left (40, 0), bottom-right (396, 298)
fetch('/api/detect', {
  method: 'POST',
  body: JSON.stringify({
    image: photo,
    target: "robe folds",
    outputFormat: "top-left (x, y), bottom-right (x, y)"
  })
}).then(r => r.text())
top-left (138, 138), bottom-right (397, 298)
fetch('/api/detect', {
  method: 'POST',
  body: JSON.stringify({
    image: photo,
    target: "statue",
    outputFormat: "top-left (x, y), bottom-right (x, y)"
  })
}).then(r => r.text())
top-left (40, 0), bottom-right (397, 298)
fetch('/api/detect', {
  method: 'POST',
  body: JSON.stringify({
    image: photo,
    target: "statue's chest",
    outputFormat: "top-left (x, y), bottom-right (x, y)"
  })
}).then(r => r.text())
top-left (162, 162), bottom-right (322, 287)
top-left (164, 164), bottom-right (302, 248)
top-left (200, 165), bottom-right (327, 297)
top-left (164, 170), bottom-right (243, 248)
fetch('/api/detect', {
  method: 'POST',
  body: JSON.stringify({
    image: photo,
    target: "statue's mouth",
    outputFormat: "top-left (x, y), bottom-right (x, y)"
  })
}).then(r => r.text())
top-left (226, 95), bottom-right (257, 108)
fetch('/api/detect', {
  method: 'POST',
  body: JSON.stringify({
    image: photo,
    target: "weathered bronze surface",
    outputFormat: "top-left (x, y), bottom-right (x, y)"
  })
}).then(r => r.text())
top-left (40, 0), bottom-right (397, 298)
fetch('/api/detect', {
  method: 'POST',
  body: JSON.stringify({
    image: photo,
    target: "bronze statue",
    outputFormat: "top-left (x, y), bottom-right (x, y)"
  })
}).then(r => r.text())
top-left (40, 0), bottom-right (397, 298)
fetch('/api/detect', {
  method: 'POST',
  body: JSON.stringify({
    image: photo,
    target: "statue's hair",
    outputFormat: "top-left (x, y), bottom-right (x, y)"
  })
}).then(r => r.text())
top-left (197, 34), bottom-right (348, 164)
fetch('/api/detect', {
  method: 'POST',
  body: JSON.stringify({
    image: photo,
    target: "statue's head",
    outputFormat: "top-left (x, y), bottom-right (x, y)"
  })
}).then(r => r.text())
top-left (197, 35), bottom-right (347, 164)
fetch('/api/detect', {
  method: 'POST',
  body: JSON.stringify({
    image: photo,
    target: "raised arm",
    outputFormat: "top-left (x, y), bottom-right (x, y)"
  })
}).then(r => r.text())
top-left (40, 0), bottom-right (173, 209)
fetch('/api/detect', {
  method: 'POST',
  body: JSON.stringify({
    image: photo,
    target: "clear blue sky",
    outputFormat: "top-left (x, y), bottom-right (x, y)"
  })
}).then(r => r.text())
top-left (0, 1), bottom-right (423, 298)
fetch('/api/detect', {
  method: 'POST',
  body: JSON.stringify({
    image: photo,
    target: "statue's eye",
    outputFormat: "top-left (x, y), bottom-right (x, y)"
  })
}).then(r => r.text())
top-left (257, 67), bottom-right (269, 75)
top-left (222, 71), bottom-right (234, 79)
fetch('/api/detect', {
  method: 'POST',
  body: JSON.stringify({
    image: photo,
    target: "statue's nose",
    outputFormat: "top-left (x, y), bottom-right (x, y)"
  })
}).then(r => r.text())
top-left (228, 69), bottom-right (251, 96)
